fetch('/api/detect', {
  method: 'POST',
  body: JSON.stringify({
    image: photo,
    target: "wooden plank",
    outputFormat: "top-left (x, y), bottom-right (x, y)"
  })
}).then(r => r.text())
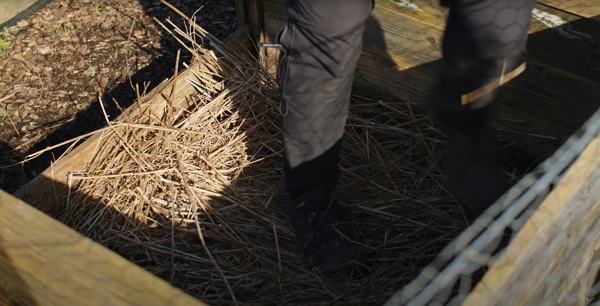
top-left (463, 132), bottom-right (600, 305)
top-left (263, 0), bottom-right (444, 88)
top-left (223, 24), bottom-right (252, 58)
top-left (528, 5), bottom-right (600, 82)
top-left (538, 0), bottom-right (600, 20)
top-left (248, 0), bottom-right (268, 65)
top-left (5, 28), bottom-right (252, 305)
top-left (375, 0), bottom-right (447, 27)
top-left (13, 63), bottom-right (200, 214)
top-left (0, 189), bottom-right (206, 305)
top-left (247, 0), bottom-right (265, 42)
top-left (265, 0), bottom-right (600, 82)
top-left (0, 0), bottom-right (41, 25)
top-left (373, 1), bottom-right (600, 83)
top-left (235, 0), bottom-right (247, 28)
top-left (267, 0), bottom-right (600, 81)
top-left (234, 0), bottom-right (266, 62)
top-left (14, 27), bottom-right (253, 215)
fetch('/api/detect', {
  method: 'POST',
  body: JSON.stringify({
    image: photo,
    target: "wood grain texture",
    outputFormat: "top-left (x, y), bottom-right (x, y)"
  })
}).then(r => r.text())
top-left (528, 4), bottom-right (600, 82)
top-left (538, 0), bottom-right (600, 20)
top-left (0, 0), bottom-right (40, 24)
top-left (375, 0), bottom-right (447, 27)
top-left (268, 0), bottom-right (600, 82)
top-left (235, 0), bottom-right (247, 28)
top-left (263, 0), bottom-right (443, 97)
top-left (0, 189), bottom-right (206, 305)
top-left (248, 0), bottom-right (268, 66)
top-left (14, 27), bottom-right (252, 215)
top-left (13, 63), bottom-right (199, 214)
top-left (223, 24), bottom-right (253, 59)
top-left (463, 133), bottom-right (600, 305)
top-left (5, 28), bottom-right (252, 306)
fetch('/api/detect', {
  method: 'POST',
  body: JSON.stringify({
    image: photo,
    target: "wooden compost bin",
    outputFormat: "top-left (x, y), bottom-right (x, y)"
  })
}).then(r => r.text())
top-left (0, 189), bottom-right (206, 306)
top-left (247, 0), bottom-right (600, 304)
top-left (2, 25), bottom-right (253, 305)
top-left (4, 0), bottom-right (600, 304)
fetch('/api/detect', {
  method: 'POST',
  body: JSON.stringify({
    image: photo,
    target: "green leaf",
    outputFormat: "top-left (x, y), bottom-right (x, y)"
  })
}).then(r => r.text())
top-left (0, 38), bottom-right (11, 50)
top-left (0, 106), bottom-right (8, 122)
top-left (84, 66), bottom-right (96, 78)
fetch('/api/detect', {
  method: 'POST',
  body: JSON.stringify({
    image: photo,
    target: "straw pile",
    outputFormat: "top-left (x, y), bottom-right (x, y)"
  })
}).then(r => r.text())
top-left (53, 9), bottom-right (471, 306)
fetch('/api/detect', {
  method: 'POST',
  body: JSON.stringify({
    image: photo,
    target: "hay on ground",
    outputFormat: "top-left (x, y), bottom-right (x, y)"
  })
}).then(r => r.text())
top-left (52, 10), bottom-right (473, 305)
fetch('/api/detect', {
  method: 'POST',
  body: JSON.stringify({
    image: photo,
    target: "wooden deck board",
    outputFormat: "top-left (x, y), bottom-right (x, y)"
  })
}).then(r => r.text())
top-left (528, 5), bottom-right (600, 82)
top-left (538, 0), bottom-right (600, 20)
top-left (375, 0), bottom-right (447, 28)
top-left (266, 0), bottom-right (600, 82)
top-left (0, 189), bottom-right (206, 305)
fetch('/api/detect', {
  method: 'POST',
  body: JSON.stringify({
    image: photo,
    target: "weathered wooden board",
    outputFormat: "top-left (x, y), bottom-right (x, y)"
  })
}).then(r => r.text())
top-left (463, 132), bottom-right (600, 306)
top-left (538, 0), bottom-right (600, 20)
top-left (267, 0), bottom-right (600, 82)
top-left (262, 0), bottom-right (600, 158)
top-left (375, 0), bottom-right (447, 28)
top-left (0, 189), bottom-right (206, 305)
top-left (13, 62), bottom-right (201, 214)
top-left (373, 0), bottom-right (600, 82)
top-left (235, 0), bottom-right (248, 30)
top-left (14, 26), bottom-right (252, 214)
top-left (0, 0), bottom-right (49, 26)
top-left (5, 26), bottom-right (252, 305)
top-left (528, 5), bottom-right (600, 82)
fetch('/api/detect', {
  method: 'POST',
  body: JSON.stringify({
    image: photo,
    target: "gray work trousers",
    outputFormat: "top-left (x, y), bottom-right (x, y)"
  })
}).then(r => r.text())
top-left (279, 0), bottom-right (537, 195)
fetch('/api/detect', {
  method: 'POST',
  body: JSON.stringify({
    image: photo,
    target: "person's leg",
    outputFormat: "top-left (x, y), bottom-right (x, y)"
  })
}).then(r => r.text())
top-left (277, 0), bottom-right (373, 275)
top-left (438, 0), bottom-right (537, 215)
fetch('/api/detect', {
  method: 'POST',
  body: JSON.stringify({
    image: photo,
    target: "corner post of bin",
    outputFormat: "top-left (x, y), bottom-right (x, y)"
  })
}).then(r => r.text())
top-left (235, 0), bottom-right (267, 65)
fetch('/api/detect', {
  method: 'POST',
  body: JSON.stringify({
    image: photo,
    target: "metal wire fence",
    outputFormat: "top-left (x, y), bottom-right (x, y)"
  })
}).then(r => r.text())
top-left (385, 106), bottom-right (600, 306)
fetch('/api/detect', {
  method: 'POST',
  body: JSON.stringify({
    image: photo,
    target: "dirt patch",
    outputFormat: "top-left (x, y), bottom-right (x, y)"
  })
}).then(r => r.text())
top-left (0, 0), bottom-right (237, 193)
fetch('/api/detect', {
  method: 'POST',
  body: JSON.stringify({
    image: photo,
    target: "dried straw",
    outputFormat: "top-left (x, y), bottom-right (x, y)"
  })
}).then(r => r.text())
top-left (54, 11), bottom-right (472, 306)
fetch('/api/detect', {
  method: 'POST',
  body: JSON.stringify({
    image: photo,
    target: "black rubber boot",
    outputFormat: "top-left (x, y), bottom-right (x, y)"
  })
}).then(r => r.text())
top-left (438, 107), bottom-right (506, 216)
top-left (437, 0), bottom-right (537, 216)
top-left (286, 187), bottom-right (365, 276)
top-left (436, 60), bottom-right (509, 216)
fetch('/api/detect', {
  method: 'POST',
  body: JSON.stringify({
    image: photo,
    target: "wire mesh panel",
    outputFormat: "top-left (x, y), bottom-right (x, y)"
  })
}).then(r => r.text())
top-left (385, 107), bottom-right (600, 305)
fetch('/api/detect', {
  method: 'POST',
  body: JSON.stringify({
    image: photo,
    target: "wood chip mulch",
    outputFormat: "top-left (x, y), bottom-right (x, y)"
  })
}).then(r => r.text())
top-left (0, 0), bottom-right (237, 193)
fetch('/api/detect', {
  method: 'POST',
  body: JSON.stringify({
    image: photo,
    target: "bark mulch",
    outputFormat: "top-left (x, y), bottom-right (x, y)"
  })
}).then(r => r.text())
top-left (0, 0), bottom-right (237, 193)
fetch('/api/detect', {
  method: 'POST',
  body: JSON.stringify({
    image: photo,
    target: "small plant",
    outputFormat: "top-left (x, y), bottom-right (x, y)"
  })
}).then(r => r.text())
top-left (0, 38), bottom-right (11, 50)
top-left (89, 5), bottom-right (112, 14)
top-left (89, 6), bottom-right (105, 14)
top-left (60, 22), bottom-right (72, 36)
top-left (0, 106), bottom-right (8, 122)
top-left (47, 26), bottom-right (57, 38)
top-left (84, 66), bottom-right (96, 78)
top-left (2, 26), bottom-right (16, 34)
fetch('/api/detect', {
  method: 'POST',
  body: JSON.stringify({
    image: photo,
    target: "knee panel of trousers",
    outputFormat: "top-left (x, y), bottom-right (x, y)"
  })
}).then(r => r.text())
top-left (443, 0), bottom-right (536, 60)
top-left (286, 0), bottom-right (373, 36)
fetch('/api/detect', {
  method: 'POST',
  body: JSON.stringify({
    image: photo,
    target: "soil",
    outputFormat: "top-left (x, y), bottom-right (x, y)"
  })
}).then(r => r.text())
top-left (0, 0), bottom-right (237, 193)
